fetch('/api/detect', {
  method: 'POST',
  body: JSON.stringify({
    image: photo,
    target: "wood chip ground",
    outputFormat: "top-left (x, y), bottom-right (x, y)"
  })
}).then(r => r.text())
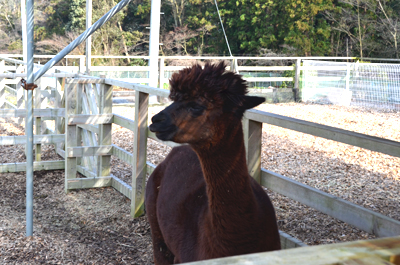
top-left (1, 103), bottom-right (399, 264)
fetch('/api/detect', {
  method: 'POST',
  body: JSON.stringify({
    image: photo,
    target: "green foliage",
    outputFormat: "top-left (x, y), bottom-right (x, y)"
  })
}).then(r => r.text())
top-left (2, 0), bottom-right (400, 59)
top-left (7, 39), bottom-right (22, 51)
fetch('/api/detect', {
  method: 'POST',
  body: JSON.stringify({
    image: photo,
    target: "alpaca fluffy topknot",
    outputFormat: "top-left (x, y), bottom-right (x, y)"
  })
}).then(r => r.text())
top-left (168, 62), bottom-right (248, 106)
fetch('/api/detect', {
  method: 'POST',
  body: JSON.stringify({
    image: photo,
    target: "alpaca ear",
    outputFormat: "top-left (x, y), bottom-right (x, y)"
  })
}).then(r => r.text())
top-left (242, 96), bottom-right (265, 110)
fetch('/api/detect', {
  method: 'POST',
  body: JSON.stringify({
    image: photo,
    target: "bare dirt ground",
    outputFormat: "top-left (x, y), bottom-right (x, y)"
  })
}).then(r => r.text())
top-left (1, 102), bottom-right (399, 264)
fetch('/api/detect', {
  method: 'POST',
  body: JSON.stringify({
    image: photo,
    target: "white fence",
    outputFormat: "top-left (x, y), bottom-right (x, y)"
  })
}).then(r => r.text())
top-left (302, 60), bottom-right (400, 111)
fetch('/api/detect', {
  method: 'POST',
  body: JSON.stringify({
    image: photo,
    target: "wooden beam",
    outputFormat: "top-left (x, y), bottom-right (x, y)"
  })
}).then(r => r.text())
top-left (98, 82), bottom-right (112, 178)
top-left (245, 109), bottom-right (400, 158)
top-left (261, 169), bottom-right (400, 237)
top-left (0, 134), bottom-right (64, 145)
top-left (0, 160), bottom-right (65, 173)
top-left (244, 77), bottom-right (294, 82)
top-left (279, 231), bottom-right (307, 249)
top-left (104, 78), bottom-right (170, 98)
top-left (77, 124), bottom-right (99, 134)
top-left (112, 144), bottom-right (134, 165)
top-left (181, 236), bottom-right (400, 265)
top-left (131, 90), bottom-right (149, 217)
top-left (66, 145), bottom-right (113, 157)
top-left (238, 66), bottom-right (294, 71)
top-left (67, 113), bottom-right (113, 125)
top-left (111, 174), bottom-right (132, 200)
top-left (113, 114), bottom-right (135, 131)
top-left (0, 108), bottom-right (65, 118)
top-left (67, 177), bottom-right (112, 189)
top-left (65, 82), bottom-right (78, 192)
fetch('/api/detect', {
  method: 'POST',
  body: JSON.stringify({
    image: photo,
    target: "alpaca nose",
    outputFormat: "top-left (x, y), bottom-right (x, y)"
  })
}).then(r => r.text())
top-left (151, 111), bottom-right (169, 125)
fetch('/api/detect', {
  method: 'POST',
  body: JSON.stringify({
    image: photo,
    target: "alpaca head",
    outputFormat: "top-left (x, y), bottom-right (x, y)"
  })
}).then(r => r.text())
top-left (149, 62), bottom-right (265, 145)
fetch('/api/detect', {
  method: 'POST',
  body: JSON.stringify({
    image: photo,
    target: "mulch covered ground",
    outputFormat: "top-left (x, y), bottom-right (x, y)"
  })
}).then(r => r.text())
top-left (1, 103), bottom-right (399, 264)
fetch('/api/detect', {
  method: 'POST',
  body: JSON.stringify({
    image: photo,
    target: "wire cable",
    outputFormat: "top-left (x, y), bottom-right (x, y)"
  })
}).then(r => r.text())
top-left (213, 0), bottom-right (233, 57)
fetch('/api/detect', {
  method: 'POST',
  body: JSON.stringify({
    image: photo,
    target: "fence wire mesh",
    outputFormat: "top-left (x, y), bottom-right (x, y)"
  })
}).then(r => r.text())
top-left (302, 60), bottom-right (400, 111)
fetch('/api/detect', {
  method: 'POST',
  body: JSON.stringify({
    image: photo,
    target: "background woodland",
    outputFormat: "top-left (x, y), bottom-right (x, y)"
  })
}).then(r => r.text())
top-left (1, 0), bottom-right (400, 65)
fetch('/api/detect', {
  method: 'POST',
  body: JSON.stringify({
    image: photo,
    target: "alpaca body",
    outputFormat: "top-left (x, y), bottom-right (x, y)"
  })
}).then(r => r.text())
top-left (146, 62), bottom-right (281, 264)
top-left (146, 145), bottom-right (280, 263)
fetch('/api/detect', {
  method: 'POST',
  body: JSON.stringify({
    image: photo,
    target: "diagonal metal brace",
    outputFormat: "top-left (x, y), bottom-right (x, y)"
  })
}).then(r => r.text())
top-left (20, 79), bottom-right (37, 90)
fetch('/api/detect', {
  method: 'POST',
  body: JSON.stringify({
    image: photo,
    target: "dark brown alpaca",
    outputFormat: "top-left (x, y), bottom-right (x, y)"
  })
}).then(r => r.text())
top-left (146, 62), bottom-right (281, 264)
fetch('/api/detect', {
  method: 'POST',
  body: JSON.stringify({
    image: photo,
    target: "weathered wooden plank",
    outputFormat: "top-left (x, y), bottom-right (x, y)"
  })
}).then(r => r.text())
top-left (111, 174), bottom-right (132, 200)
top-left (4, 100), bottom-right (17, 109)
top-left (84, 83), bottom-right (99, 114)
top-left (77, 124), bottom-right (99, 134)
top-left (279, 231), bottom-right (307, 249)
top-left (4, 84), bottom-right (17, 95)
top-left (113, 114), bottom-right (135, 131)
top-left (181, 236), bottom-right (400, 265)
top-left (131, 90), bottom-right (149, 217)
top-left (77, 165), bottom-right (96, 178)
top-left (244, 118), bottom-right (263, 183)
top-left (261, 169), bottom-right (400, 237)
top-left (0, 134), bottom-right (64, 145)
top-left (35, 78), bottom-right (42, 161)
top-left (98, 82), bottom-right (112, 178)
top-left (66, 145), bottom-right (113, 157)
top-left (146, 162), bottom-right (156, 176)
top-left (112, 144), bottom-right (134, 165)
top-left (0, 108), bottom-right (65, 118)
top-left (67, 177), bottom-right (112, 189)
top-left (104, 78), bottom-right (170, 98)
top-left (0, 73), bottom-right (76, 78)
top-left (65, 81), bottom-right (78, 192)
top-left (0, 160), bottom-right (65, 173)
top-left (245, 109), bottom-right (400, 158)
top-left (40, 89), bottom-right (55, 98)
top-left (244, 77), bottom-right (294, 82)
top-left (66, 78), bottom-right (104, 84)
top-left (67, 113), bottom-right (113, 125)
top-left (238, 66), bottom-right (294, 71)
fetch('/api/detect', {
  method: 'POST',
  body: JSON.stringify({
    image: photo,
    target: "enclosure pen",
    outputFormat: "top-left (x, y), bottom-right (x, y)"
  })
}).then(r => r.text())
top-left (1, 55), bottom-right (400, 262)
top-left (18, 0), bottom-right (135, 237)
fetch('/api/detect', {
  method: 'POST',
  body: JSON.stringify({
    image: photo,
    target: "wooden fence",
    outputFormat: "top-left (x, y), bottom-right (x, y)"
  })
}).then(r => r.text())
top-left (1, 57), bottom-right (400, 261)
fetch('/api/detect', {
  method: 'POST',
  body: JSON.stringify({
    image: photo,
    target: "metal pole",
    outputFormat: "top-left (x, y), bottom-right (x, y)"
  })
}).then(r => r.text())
top-left (148, 0), bottom-right (161, 88)
top-left (26, 0), bottom-right (34, 237)
top-left (33, 0), bottom-right (133, 81)
top-left (86, 0), bottom-right (92, 74)
top-left (21, 0), bottom-right (28, 67)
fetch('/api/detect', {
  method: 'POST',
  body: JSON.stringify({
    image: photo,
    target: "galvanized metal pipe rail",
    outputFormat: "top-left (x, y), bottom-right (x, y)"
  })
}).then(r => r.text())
top-left (33, 0), bottom-right (133, 81)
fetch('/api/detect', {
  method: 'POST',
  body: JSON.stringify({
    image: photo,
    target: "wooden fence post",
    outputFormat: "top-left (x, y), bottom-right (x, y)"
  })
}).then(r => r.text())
top-left (65, 80), bottom-right (78, 193)
top-left (0, 77), bottom-right (5, 108)
top-left (294, 58), bottom-right (301, 102)
top-left (34, 78), bottom-right (42, 161)
top-left (55, 72), bottom-right (66, 155)
top-left (98, 81), bottom-right (112, 177)
top-left (131, 90), bottom-right (149, 217)
top-left (246, 119), bottom-right (263, 184)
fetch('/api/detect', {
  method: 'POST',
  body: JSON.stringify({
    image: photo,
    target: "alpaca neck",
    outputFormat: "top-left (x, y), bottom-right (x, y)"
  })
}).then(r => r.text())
top-left (191, 119), bottom-right (256, 237)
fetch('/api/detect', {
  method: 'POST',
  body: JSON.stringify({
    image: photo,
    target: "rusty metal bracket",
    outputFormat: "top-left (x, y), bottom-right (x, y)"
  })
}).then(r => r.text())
top-left (20, 79), bottom-right (37, 91)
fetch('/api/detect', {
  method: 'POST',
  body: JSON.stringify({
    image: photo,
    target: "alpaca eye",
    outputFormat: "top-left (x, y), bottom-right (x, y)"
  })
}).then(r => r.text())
top-left (187, 104), bottom-right (205, 116)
